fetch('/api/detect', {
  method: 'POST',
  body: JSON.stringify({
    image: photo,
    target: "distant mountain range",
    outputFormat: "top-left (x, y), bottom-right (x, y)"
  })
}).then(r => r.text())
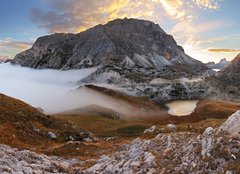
top-left (205, 58), bottom-right (230, 70)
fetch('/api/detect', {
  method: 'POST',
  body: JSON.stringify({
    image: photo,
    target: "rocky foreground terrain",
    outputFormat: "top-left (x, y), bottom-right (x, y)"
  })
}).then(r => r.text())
top-left (0, 110), bottom-right (239, 173)
top-left (83, 111), bottom-right (240, 174)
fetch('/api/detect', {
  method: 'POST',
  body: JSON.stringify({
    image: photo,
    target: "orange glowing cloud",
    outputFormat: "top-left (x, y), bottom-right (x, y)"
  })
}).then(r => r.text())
top-left (0, 39), bottom-right (32, 58)
top-left (208, 49), bottom-right (240, 53)
top-left (30, 0), bottom-right (221, 33)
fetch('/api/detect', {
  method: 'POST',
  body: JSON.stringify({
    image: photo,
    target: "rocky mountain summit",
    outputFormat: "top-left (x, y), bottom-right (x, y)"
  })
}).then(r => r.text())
top-left (13, 18), bottom-right (209, 77)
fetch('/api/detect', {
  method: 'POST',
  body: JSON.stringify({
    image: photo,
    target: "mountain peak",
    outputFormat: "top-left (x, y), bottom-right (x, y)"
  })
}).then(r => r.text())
top-left (12, 18), bottom-right (209, 80)
top-left (104, 18), bottom-right (166, 33)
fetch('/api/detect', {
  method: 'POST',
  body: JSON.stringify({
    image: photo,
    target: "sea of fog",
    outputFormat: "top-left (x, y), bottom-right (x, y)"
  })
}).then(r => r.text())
top-left (0, 63), bottom-right (97, 114)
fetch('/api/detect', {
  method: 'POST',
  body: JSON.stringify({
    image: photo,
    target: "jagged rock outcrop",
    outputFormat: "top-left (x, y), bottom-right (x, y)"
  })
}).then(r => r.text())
top-left (13, 18), bottom-right (210, 78)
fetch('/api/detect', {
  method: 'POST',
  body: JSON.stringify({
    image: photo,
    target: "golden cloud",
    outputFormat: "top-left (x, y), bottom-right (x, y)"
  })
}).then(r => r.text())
top-left (158, 0), bottom-right (186, 19)
top-left (208, 49), bottom-right (240, 53)
top-left (30, 0), bottom-right (221, 33)
top-left (0, 39), bottom-right (32, 58)
top-left (0, 39), bottom-right (31, 50)
top-left (26, 0), bottom-right (225, 62)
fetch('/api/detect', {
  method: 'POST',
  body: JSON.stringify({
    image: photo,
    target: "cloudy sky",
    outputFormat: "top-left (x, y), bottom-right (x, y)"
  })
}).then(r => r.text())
top-left (0, 0), bottom-right (239, 63)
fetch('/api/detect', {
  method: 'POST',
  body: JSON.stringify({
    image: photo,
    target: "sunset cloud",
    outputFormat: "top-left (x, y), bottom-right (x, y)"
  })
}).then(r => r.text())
top-left (208, 49), bottom-right (240, 53)
top-left (30, 0), bottom-right (160, 33)
top-left (23, 0), bottom-right (230, 63)
top-left (0, 39), bottom-right (32, 58)
top-left (0, 39), bottom-right (32, 50)
top-left (157, 0), bottom-right (186, 20)
top-left (30, 0), bottom-right (221, 33)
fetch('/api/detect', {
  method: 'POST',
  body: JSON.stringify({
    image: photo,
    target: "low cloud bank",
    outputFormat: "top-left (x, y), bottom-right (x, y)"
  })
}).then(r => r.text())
top-left (0, 63), bottom-right (97, 114)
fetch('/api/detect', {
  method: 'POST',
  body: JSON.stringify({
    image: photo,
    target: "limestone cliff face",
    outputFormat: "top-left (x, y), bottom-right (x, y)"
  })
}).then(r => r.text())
top-left (13, 18), bottom-right (208, 76)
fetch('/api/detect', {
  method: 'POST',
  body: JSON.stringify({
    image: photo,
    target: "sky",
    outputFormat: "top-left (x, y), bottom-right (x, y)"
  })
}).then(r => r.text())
top-left (0, 0), bottom-right (239, 63)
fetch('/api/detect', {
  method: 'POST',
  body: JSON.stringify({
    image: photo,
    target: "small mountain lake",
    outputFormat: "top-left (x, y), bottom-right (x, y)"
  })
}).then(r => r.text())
top-left (213, 69), bottom-right (221, 72)
top-left (166, 100), bottom-right (199, 116)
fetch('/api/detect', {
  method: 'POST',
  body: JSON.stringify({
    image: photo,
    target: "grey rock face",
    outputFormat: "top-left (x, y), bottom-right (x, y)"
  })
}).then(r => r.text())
top-left (13, 18), bottom-right (209, 77)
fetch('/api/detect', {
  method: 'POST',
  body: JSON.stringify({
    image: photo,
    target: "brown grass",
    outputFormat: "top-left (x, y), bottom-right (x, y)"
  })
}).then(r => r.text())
top-left (53, 114), bottom-right (151, 137)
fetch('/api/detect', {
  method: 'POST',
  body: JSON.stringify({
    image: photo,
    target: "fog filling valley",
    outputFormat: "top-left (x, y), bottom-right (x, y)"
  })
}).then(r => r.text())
top-left (0, 63), bottom-right (200, 117)
top-left (0, 63), bottom-right (161, 117)
top-left (0, 63), bottom-right (99, 114)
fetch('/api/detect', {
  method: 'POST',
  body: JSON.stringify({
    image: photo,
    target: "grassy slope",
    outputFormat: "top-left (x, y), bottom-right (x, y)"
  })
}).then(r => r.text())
top-left (54, 114), bottom-right (152, 137)
top-left (0, 93), bottom-right (91, 150)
